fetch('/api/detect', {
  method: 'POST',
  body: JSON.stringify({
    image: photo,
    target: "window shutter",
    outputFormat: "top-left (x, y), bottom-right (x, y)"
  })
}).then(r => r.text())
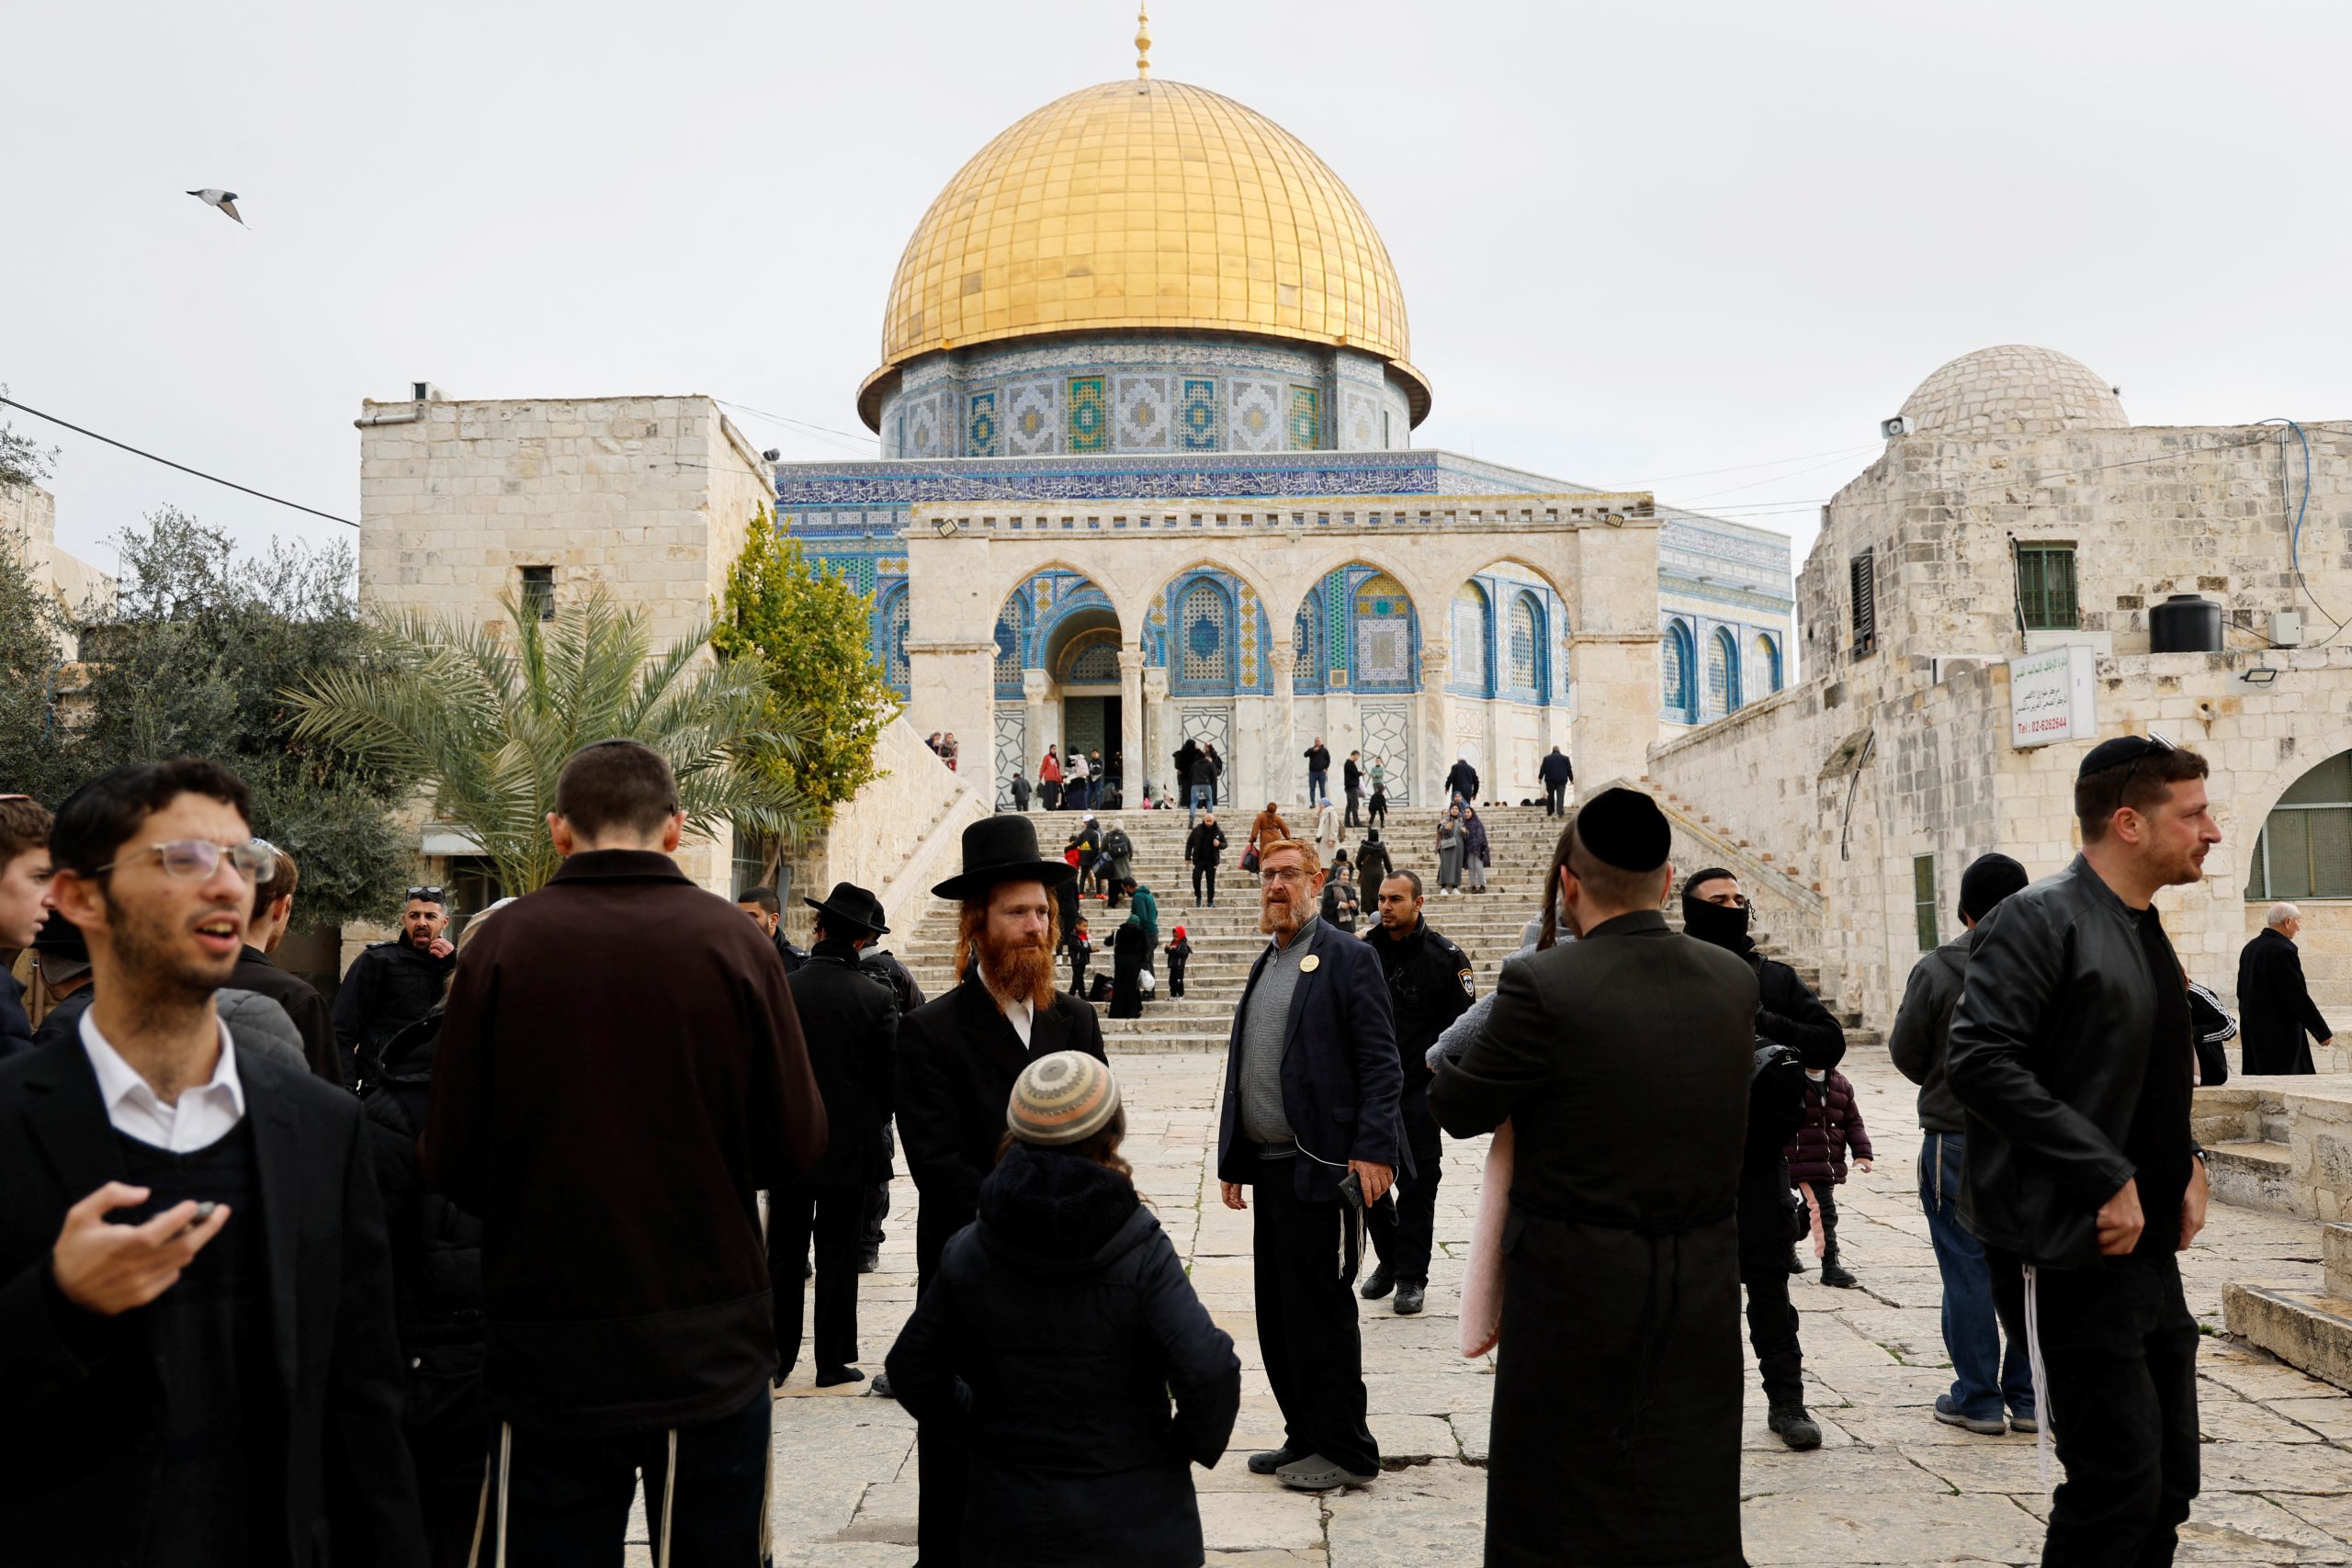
top-left (1849, 550), bottom-right (1878, 656)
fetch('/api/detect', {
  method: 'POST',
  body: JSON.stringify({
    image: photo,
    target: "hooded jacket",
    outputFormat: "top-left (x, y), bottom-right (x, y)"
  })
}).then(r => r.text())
top-left (1353, 835), bottom-right (1392, 891)
top-left (1784, 1069), bottom-right (1873, 1185)
top-left (885, 1145), bottom-right (1240, 1568)
top-left (1887, 928), bottom-right (1981, 1134)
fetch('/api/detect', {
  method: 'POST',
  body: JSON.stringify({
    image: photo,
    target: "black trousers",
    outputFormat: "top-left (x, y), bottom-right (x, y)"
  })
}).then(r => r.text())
top-left (769, 1182), bottom-right (864, 1376)
top-left (1815, 1182), bottom-right (1841, 1258)
top-left (1738, 1190), bottom-right (1804, 1404)
top-left (1344, 786), bottom-right (1363, 827)
top-left (862, 1120), bottom-right (894, 1251)
top-left (1368, 800), bottom-right (1387, 829)
top-left (1989, 1248), bottom-right (2199, 1567)
top-left (1366, 1089), bottom-right (1443, 1284)
top-left (1193, 864), bottom-right (1216, 905)
top-left (481, 1391), bottom-right (769, 1567)
top-left (1252, 1163), bottom-right (1380, 1475)
top-left (1544, 780), bottom-right (1566, 816)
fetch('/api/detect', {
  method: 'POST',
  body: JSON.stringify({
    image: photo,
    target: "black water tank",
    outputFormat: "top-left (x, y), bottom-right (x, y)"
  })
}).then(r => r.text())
top-left (2149, 593), bottom-right (2223, 653)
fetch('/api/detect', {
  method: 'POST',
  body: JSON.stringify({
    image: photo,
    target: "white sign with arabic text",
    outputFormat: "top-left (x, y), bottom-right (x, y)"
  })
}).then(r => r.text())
top-left (2008, 644), bottom-right (2098, 748)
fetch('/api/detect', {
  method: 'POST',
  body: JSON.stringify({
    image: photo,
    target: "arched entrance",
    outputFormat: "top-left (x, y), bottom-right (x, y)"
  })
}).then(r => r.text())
top-left (992, 569), bottom-right (1127, 804)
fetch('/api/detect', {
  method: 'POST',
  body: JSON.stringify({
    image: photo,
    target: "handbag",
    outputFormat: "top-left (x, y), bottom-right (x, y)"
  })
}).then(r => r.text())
top-left (1240, 844), bottom-right (1261, 874)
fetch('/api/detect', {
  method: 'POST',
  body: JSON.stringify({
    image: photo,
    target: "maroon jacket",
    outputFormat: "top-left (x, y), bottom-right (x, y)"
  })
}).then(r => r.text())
top-left (423, 850), bottom-right (826, 1433)
top-left (1782, 1068), bottom-right (1872, 1186)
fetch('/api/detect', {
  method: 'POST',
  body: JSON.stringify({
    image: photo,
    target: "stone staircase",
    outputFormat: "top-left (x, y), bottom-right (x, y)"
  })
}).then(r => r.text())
top-left (881, 796), bottom-right (1875, 1055)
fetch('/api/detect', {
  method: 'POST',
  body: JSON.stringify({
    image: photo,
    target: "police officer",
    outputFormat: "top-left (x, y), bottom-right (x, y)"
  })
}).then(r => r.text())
top-left (1360, 867), bottom-right (1474, 1315)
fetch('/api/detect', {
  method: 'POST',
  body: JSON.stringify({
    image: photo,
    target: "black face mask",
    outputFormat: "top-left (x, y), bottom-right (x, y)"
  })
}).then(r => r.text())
top-left (1680, 894), bottom-right (1752, 953)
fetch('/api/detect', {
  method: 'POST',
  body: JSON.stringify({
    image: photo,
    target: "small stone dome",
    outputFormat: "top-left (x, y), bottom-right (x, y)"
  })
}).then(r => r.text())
top-left (1898, 344), bottom-right (2127, 437)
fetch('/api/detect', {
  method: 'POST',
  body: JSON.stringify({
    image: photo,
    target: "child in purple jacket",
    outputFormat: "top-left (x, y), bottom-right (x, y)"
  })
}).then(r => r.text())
top-left (1782, 1066), bottom-right (1873, 1288)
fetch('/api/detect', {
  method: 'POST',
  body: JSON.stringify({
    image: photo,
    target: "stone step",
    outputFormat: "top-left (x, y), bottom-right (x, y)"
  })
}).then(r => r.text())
top-left (2225, 1283), bottom-right (2352, 1393)
top-left (2206, 1139), bottom-right (2301, 1215)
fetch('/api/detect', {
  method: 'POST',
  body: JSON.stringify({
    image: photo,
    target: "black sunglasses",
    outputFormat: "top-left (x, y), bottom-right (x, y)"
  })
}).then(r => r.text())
top-left (407, 886), bottom-right (447, 902)
top-left (2115, 731), bottom-right (2177, 802)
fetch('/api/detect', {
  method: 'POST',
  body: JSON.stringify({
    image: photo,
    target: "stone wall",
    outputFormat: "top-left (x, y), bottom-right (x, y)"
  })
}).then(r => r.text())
top-left (356, 391), bottom-right (774, 893)
top-left (782, 717), bottom-right (986, 944)
top-left (1, 479), bottom-right (114, 634)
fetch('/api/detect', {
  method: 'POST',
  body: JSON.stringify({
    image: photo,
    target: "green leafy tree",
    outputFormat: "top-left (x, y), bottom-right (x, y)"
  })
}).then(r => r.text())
top-left (62, 508), bottom-right (411, 927)
top-left (0, 386), bottom-right (55, 490)
top-left (287, 585), bottom-right (813, 897)
top-left (711, 513), bottom-right (901, 834)
top-left (0, 529), bottom-right (74, 805)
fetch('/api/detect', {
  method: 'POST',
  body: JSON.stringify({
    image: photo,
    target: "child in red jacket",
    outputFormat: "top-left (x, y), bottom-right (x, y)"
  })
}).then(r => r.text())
top-left (1782, 1066), bottom-right (1872, 1288)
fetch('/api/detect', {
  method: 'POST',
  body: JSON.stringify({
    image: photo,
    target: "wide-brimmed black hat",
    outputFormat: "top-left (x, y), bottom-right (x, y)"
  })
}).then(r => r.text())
top-left (805, 881), bottom-right (889, 937)
top-left (932, 815), bottom-right (1077, 901)
top-left (32, 915), bottom-right (91, 981)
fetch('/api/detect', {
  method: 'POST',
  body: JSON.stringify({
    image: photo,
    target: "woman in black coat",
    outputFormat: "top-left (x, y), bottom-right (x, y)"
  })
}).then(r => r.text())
top-left (887, 1055), bottom-right (1240, 1568)
top-left (1109, 915), bottom-right (1148, 1020)
top-left (1165, 926), bottom-right (1193, 999)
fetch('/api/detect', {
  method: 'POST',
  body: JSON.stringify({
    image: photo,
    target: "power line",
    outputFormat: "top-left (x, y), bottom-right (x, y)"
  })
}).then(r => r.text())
top-left (714, 398), bottom-right (874, 455)
top-left (1603, 442), bottom-right (1882, 490)
top-left (0, 396), bottom-right (358, 529)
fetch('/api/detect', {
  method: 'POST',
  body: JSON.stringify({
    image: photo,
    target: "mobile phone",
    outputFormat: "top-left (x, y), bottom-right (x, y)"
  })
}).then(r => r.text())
top-left (1337, 1169), bottom-right (1364, 1210)
top-left (177, 1201), bottom-right (219, 1237)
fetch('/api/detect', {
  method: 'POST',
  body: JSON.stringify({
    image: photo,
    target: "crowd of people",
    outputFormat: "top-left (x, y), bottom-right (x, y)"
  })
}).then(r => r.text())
top-left (0, 720), bottom-right (2301, 1567)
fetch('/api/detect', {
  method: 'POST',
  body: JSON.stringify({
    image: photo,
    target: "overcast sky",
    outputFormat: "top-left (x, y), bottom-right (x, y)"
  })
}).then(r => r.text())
top-left (9, 0), bottom-right (2349, 580)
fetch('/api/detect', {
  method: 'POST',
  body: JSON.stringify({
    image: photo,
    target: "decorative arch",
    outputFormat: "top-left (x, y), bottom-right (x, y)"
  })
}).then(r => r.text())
top-left (1508, 591), bottom-right (1546, 699)
top-left (1663, 619), bottom-right (1698, 722)
top-left (1707, 627), bottom-right (1740, 714)
top-left (881, 583), bottom-right (912, 693)
top-left (991, 588), bottom-right (1035, 697)
top-left (1754, 631), bottom-right (1782, 695)
top-left (1293, 592), bottom-right (1326, 694)
top-left (1351, 568), bottom-right (1419, 694)
top-left (1056, 626), bottom-right (1123, 685)
top-left (1451, 581), bottom-right (1493, 696)
top-left (1169, 573), bottom-right (1238, 695)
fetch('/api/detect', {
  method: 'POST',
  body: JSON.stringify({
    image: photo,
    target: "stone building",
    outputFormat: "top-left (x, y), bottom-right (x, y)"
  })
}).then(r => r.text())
top-left (775, 49), bottom-right (1792, 808)
top-left (1648, 344), bottom-right (2352, 1043)
top-left (1, 478), bottom-right (115, 642)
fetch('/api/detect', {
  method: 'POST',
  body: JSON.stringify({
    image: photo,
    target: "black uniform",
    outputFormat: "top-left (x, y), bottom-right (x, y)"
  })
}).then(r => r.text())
top-left (331, 938), bottom-right (456, 1086)
top-left (1185, 820), bottom-right (1227, 908)
top-left (1738, 953), bottom-right (1846, 1406)
top-left (856, 949), bottom-right (923, 1260)
top-left (1363, 919), bottom-right (1475, 1287)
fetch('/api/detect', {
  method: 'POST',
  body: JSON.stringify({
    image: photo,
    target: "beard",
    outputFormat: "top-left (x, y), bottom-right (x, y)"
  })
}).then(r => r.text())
top-left (978, 925), bottom-right (1057, 1010)
top-left (107, 894), bottom-right (236, 1003)
top-left (1259, 892), bottom-right (1302, 938)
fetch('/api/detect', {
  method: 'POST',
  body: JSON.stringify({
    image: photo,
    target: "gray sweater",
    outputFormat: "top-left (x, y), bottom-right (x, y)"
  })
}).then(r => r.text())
top-left (1887, 927), bottom-right (1979, 1134)
top-left (1238, 915), bottom-right (1323, 1145)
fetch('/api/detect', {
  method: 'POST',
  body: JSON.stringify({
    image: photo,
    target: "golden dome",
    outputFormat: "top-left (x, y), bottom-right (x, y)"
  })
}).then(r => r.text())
top-left (861, 77), bottom-right (1427, 429)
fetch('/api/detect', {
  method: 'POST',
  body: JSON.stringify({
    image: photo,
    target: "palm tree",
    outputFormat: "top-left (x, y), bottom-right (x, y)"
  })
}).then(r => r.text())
top-left (286, 587), bottom-right (812, 897)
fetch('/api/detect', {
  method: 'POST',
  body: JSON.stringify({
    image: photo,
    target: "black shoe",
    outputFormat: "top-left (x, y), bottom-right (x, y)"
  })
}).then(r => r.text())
top-left (1820, 1258), bottom-right (1859, 1289)
top-left (1768, 1403), bottom-right (1823, 1450)
top-left (1248, 1445), bottom-right (1306, 1475)
top-left (1394, 1281), bottom-right (1426, 1315)
top-left (816, 1365), bottom-right (866, 1389)
top-left (867, 1372), bottom-right (895, 1399)
top-left (1788, 1248), bottom-right (1806, 1275)
top-left (860, 1248), bottom-right (881, 1274)
top-left (1360, 1263), bottom-right (1395, 1301)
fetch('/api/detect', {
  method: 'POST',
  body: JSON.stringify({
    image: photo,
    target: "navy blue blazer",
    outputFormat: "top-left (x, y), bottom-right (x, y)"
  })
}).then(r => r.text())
top-left (1216, 918), bottom-right (1406, 1201)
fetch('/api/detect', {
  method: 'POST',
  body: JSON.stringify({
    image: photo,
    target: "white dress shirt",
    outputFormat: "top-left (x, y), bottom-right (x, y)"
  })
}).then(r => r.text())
top-left (81, 1009), bottom-right (246, 1153)
top-left (978, 965), bottom-right (1035, 1047)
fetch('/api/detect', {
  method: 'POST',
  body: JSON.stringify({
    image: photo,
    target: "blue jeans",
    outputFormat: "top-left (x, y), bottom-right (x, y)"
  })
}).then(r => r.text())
top-left (1190, 783), bottom-right (1214, 823)
top-left (1921, 1131), bottom-right (2033, 1421)
top-left (1308, 769), bottom-right (1329, 806)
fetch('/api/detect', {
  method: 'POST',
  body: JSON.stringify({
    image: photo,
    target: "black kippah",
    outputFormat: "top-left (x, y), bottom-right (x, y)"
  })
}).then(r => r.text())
top-left (2078, 735), bottom-right (2164, 781)
top-left (1571, 787), bottom-right (1672, 872)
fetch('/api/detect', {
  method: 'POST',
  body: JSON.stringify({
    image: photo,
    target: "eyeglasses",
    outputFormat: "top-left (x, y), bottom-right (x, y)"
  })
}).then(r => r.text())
top-left (1260, 867), bottom-right (1310, 886)
top-left (95, 839), bottom-right (274, 882)
top-left (407, 886), bottom-right (447, 902)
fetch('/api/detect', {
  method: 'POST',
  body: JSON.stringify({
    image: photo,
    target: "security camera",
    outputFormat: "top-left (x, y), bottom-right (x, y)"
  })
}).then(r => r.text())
top-left (1880, 415), bottom-right (1913, 440)
top-left (761, 447), bottom-right (782, 463)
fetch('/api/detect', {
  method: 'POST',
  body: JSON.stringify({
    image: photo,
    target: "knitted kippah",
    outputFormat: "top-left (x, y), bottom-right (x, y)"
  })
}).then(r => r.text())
top-left (1572, 787), bottom-right (1672, 872)
top-left (1007, 1051), bottom-right (1123, 1147)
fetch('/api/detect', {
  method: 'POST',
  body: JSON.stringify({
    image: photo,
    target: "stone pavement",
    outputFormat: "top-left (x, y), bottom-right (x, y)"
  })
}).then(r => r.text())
top-left (699, 1048), bottom-right (2352, 1566)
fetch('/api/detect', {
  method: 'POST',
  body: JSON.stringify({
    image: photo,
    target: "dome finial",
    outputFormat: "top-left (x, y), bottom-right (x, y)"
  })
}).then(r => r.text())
top-left (1135, 3), bottom-right (1152, 79)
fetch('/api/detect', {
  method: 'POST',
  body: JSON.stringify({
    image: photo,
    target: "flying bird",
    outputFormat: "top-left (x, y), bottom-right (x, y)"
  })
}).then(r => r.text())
top-left (187, 188), bottom-right (245, 226)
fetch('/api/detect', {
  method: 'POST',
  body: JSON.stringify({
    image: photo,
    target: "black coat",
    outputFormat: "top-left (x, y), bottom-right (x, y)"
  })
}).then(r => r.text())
top-left (1185, 821), bottom-right (1227, 868)
top-left (1539, 750), bottom-right (1574, 786)
top-left (0, 975), bottom-right (31, 1059)
top-left (1343, 757), bottom-right (1363, 793)
top-left (1110, 919), bottom-right (1149, 1019)
top-left (897, 977), bottom-right (1105, 1281)
top-left (1353, 837), bottom-right (1392, 891)
top-left (28, 985), bottom-right (91, 1055)
top-left (1445, 760), bottom-right (1479, 800)
top-left (333, 939), bottom-right (455, 1082)
top-left (1214, 918), bottom-right (1405, 1200)
top-left (1306, 743), bottom-right (1330, 774)
top-left (886, 1145), bottom-right (1239, 1568)
top-left (1171, 740), bottom-right (1201, 791)
top-left (785, 944), bottom-right (899, 1188)
top-left (236, 945), bottom-right (344, 1089)
top-left (1429, 911), bottom-right (1754, 1568)
top-left (361, 1007), bottom-right (486, 1444)
top-left (0, 1036), bottom-right (424, 1564)
top-left (2238, 928), bottom-right (2332, 1075)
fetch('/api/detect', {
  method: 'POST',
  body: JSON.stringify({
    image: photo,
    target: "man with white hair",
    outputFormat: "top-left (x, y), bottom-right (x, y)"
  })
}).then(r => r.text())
top-left (2238, 902), bottom-right (2335, 1075)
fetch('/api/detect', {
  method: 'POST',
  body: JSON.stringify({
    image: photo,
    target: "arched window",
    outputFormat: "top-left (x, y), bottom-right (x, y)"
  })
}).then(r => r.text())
top-left (1352, 572), bottom-right (1414, 691)
top-left (1663, 621), bottom-right (1696, 720)
top-left (2248, 751), bottom-right (2352, 900)
top-left (1061, 630), bottom-right (1121, 684)
top-left (1451, 582), bottom-right (1490, 694)
top-left (1175, 579), bottom-right (1234, 692)
top-left (1711, 628), bottom-right (1742, 713)
top-left (884, 589), bottom-right (911, 689)
top-left (1755, 632), bottom-right (1782, 694)
top-left (1293, 596), bottom-right (1324, 693)
top-left (1509, 595), bottom-right (1540, 694)
top-left (992, 612), bottom-right (1022, 694)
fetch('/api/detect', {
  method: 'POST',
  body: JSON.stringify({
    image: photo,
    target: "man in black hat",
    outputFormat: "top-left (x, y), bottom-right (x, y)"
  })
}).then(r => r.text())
top-left (1949, 736), bottom-right (2217, 1565)
top-left (895, 815), bottom-right (1104, 1565)
top-left (1889, 851), bottom-right (2037, 1438)
top-left (770, 883), bottom-right (899, 1390)
top-left (1430, 788), bottom-right (1754, 1566)
top-left (1680, 862), bottom-right (1847, 1450)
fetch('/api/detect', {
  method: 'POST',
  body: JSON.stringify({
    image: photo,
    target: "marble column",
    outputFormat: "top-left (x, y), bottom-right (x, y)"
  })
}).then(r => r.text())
top-left (1022, 670), bottom-right (1050, 782)
top-left (1142, 667), bottom-right (1170, 803)
top-left (1415, 642), bottom-right (1451, 807)
top-left (1270, 637), bottom-right (1297, 806)
top-left (1118, 649), bottom-right (1145, 802)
